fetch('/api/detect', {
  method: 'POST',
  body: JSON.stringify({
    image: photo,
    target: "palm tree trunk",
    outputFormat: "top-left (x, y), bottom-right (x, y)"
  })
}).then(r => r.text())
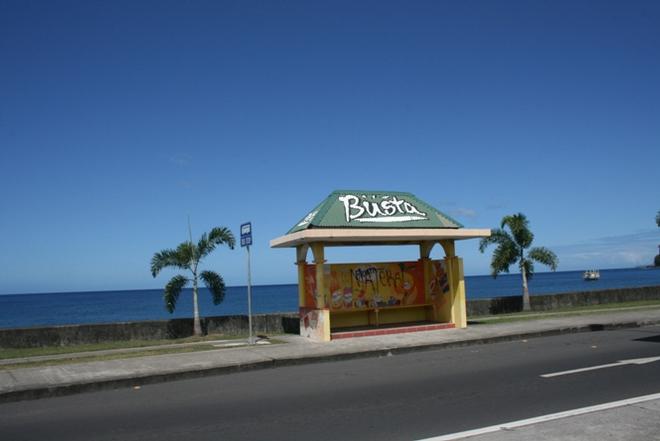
top-left (520, 265), bottom-right (531, 312)
top-left (192, 275), bottom-right (202, 336)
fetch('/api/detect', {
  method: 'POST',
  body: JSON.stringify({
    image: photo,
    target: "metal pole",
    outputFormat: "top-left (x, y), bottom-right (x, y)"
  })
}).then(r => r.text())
top-left (247, 245), bottom-right (253, 344)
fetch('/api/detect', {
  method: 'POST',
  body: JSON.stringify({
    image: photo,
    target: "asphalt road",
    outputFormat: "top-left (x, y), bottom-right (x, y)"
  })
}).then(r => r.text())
top-left (2, 326), bottom-right (660, 441)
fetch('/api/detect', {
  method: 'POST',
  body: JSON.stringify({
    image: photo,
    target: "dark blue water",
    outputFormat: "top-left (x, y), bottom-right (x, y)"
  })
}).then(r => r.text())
top-left (1, 268), bottom-right (659, 329)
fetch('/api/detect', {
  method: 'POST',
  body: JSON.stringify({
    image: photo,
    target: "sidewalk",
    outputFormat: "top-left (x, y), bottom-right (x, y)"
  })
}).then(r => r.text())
top-left (1, 307), bottom-right (660, 405)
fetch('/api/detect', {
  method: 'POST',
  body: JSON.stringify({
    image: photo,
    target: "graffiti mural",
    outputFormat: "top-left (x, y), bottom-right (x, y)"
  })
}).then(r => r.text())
top-left (303, 260), bottom-right (450, 311)
top-left (429, 260), bottom-right (450, 309)
top-left (303, 265), bottom-right (323, 309)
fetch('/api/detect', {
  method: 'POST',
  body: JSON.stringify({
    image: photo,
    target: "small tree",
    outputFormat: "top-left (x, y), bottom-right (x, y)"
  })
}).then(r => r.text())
top-left (151, 227), bottom-right (235, 336)
top-left (479, 213), bottom-right (558, 311)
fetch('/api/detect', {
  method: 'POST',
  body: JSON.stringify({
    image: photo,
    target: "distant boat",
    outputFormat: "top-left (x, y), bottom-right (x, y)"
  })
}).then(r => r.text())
top-left (583, 270), bottom-right (600, 281)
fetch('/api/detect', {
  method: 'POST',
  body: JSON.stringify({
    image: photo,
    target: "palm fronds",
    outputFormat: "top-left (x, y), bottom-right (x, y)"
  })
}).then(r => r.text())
top-left (501, 213), bottom-right (533, 249)
top-left (528, 247), bottom-right (558, 271)
top-left (164, 275), bottom-right (188, 313)
top-left (197, 227), bottom-right (236, 259)
top-left (175, 242), bottom-right (195, 267)
top-left (479, 229), bottom-right (514, 252)
top-left (490, 239), bottom-right (519, 277)
top-left (151, 249), bottom-right (190, 277)
top-left (200, 270), bottom-right (226, 305)
top-left (480, 229), bottom-right (518, 277)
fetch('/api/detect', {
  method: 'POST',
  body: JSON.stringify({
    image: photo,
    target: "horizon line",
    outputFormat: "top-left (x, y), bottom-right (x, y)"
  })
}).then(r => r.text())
top-left (1, 266), bottom-right (653, 296)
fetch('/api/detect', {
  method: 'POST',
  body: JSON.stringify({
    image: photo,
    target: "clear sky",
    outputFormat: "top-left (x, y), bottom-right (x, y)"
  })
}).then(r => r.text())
top-left (1, 0), bottom-right (659, 294)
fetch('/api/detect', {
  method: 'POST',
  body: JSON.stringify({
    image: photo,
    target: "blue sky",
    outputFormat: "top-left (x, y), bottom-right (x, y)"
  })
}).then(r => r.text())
top-left (1, 0), bottom-right (659, 294)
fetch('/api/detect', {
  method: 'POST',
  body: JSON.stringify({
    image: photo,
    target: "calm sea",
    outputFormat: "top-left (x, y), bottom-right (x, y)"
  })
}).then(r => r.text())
top-left (1, 267), bottom-right (659, 329)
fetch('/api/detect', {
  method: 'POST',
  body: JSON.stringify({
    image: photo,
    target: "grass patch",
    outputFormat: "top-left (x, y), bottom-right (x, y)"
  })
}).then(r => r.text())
top-left (0, 333), bottom-right (255, 361)
top-left (0, 345), bottom-right (219, 370)
top-left (546, 299), bottom-right (660, 313)
top-left (470, 300), bottom-right (660, 324)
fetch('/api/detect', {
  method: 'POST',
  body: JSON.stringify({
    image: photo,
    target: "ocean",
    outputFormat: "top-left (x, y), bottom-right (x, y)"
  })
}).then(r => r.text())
top-left (1, 267), bottom-right (659, 329)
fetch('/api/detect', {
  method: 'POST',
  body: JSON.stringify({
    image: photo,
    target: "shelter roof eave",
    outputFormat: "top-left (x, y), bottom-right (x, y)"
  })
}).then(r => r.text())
top-left (270, 228), bottom-right (491, 248)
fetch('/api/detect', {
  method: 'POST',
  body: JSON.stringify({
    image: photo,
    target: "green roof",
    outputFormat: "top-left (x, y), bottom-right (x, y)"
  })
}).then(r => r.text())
top-left (287, 190), bottom-right (463, 234)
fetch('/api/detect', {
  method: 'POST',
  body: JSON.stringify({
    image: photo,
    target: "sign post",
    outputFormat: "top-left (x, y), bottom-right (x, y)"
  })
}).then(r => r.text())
top-left (240, 222), bottom-right (254, 344)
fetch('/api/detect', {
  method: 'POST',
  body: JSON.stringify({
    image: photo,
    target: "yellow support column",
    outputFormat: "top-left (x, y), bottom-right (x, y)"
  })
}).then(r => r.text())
top-left (297, 264), bottom-right (306, 306)
top-left (296, 245), bottom-right (308, 307)
top-left (310, 243), bottom-right (331, 341)
top-left (436, 240), bottom-right (456, 324)
top-left (440, 240), bottom-right (455, 259)
top-left (435, 257), bottom-right (453, 323)
top-left (421, 257), bottom-right (431, 303)
top-left (422, 257), bottom-right (436, 322)
top-left (437, 240), bottom-right (467, 328)
top-left (311, 243), bottom-right (326, 308)
top-left (450, 257), bottom-right (467, 328)
top-left (419, 241), bottom-right (435, 322)
top-left (419, 241), bottom-right (433, 304)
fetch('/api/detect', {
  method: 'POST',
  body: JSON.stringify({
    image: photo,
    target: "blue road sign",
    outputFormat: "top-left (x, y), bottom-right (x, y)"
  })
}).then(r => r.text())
top-left (240, 222), bottom-right (252, 247)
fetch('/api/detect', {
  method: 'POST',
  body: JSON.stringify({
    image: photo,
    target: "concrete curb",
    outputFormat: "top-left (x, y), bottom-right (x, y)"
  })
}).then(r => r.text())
top-left (3, 317), bottom-right (659, 404)
top-left (271, 320), bottom-right (660, 365)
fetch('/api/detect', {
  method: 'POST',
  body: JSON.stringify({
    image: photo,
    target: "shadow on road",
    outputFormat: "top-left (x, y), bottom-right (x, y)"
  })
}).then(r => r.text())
top-left (634, 334), bottom-right (660, 343)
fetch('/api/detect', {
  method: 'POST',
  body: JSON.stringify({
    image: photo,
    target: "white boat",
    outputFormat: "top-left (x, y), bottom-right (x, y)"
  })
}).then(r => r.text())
top-left (583, 270), bottom-right (600, 281)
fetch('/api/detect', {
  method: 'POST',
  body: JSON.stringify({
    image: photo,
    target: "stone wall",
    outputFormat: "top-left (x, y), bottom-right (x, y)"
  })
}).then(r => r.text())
top-left (1, 285), bottom-right (659, 348)
top-left (0, 313), bottom-right (299, 348)
top-left (466, 285), bottom-right (660, 316)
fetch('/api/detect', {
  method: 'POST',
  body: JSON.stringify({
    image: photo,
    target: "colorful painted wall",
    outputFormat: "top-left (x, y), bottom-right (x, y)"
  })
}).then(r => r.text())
top-left (302, 259), bottom-right (450, 315)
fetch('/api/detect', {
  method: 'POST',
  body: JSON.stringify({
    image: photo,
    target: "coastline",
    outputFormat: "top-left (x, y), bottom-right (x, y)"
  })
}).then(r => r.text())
top-left (2, 266), bottom-right (658, 297)
top-left (1, 285), bottom-right (659, 348)
top-left (1, 267), bottom-right (660, 330)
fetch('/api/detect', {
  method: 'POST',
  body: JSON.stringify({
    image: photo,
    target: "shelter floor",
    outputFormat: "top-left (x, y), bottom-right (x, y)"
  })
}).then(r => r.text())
top-left (331, 321), bottom-right (455, 340)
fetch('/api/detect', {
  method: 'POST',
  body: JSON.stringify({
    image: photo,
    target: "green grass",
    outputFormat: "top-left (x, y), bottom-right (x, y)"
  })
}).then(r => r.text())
top-left (0, 334), bottom-right (284, 370)
top-left (0, 333), bottom-right (253, 361)
top-left (470, 300), bottom-right (660, 324)
top-left (0, 345), bottom-right (218, 370)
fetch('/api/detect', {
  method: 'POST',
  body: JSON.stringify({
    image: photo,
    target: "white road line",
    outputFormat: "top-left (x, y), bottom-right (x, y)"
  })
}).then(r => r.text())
top-left (415, 392), bottom-right (660, 441)
top-left (541, 355), bottom-right (660, 378)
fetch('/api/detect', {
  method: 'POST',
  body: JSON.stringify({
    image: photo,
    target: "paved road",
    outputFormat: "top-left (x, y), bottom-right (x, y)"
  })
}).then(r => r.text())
top-left (2, 326), bottom-right (660, 441)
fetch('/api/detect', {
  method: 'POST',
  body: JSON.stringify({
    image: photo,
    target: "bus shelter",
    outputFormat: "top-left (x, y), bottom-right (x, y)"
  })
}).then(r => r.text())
top-left (270, 190), bottom-right (490, 341)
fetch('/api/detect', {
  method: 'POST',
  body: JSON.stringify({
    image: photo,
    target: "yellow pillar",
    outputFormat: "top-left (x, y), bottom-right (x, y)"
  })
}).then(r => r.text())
top-left (435, 257), bottom-right (453, 323)
top-left (434, 240), bottom-right (454, 323)
top-left (450, 257), bottom-right (467, 328)
top-left (419, 241), bottom-right (434, 260)
top-left (419, 241), bottom-right (435, 321)
top-left (308, 242), bottom-right (330, 341)
top-left (440, 240), bottom-right (455, 259)
top-left (297, 264), bottom-right (306, 306)
top-left (295, 245), bottom-right (308, 307)
top-left (421, 257), bottom-right (431, 303)
top-left (436, 240), bottom-right (467, 328)
top-left (311, 243), bottom-right (327, 308)
top-left (442, 256), bottom-right (467, 328)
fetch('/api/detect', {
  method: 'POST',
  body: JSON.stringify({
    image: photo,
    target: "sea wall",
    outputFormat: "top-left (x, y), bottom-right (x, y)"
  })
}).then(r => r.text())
top-left (1, 286), bottom-right (659, 348)
top-left (466, 285), bottom-right (660, 316)
top-left (0, 313), bottom-right (299, 349)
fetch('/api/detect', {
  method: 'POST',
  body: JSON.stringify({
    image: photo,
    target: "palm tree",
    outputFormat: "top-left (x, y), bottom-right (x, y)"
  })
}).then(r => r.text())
top-left (479, 213), bottom-right (558, 312)
top-left (151, 227), bottom-right (236, 336)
